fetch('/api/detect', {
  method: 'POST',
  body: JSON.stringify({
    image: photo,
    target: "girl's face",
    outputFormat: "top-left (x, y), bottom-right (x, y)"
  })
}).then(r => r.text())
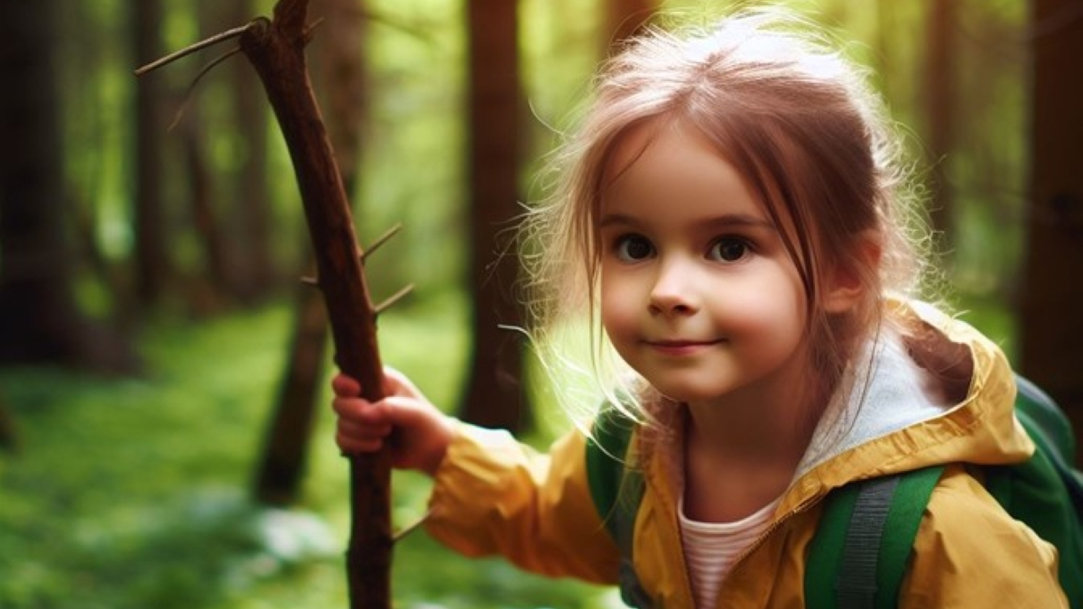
top-left (598, 118), bottom-right (810, 408)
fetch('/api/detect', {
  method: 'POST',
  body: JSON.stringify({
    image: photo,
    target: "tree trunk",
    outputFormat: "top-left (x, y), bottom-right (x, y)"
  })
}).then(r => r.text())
top-left (133, 0), bottom-right (170, 306)
top-left (0, 396), bottom-right (15, 453)
top-left (253, 0), bottom-right (368, 506)
top-left (0, 403), bottom-right (14, 450)
top-left (604, 0), bottom-right (657, 51)
top-left (1020, 0), bottom-right (1083, 465)
top-left (923, 0), bottom-right (955, 247)
top-left (0, 0), bottom-right (134, 372)
top-left (460, 0), bottom-right (528, 432)
top-left (182, 116), bottom-right (231, 313)
top-left (254, 284), bottom-right (331, 505)
top-left (230, 0), bottom-right (276, 303)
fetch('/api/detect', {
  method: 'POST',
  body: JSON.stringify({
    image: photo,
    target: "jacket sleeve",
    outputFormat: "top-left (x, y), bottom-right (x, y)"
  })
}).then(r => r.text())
top-left (901, 466), bottom-right (1068, 608)
top-left (422, 419), bottom-right (622, 584)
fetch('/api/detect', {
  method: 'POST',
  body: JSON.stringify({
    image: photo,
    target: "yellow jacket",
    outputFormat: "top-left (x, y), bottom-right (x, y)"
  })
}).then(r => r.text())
top-left (423, 301), bottom-right (1068, 608)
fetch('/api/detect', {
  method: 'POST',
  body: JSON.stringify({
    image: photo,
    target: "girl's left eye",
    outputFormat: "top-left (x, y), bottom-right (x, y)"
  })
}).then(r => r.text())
top-left (614, 234), bottom-right (655, 261)
top-left (708, 238), bottom-right (750, 262)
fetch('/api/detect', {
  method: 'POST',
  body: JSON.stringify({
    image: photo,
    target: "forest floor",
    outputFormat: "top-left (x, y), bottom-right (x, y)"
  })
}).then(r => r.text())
top-left (0, 295), bottom-right (618, 609)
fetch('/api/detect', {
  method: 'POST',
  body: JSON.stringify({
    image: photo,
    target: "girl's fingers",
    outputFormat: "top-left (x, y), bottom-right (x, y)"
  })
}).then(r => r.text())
top-left (336, 413), bottom-right (392, 454)
top-left (331, 373), bottom-right (361, 397)
top-left (334, 369), bottom-right (423, 402)
top-left (336, 432), bottom-right (384, 454)
top-left (337, 417), bottom-right (392, 441)
top-left (331, 395), bottom-right (395, 427)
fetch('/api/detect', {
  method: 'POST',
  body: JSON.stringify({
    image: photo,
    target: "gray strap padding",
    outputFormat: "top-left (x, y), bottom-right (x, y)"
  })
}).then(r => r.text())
top-left (835, 475), bottom-right (901, 609)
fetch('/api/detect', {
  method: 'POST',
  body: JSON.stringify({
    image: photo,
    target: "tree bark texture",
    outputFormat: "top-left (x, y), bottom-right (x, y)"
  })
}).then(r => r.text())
top-left (254, 0), bottom-right (368, 508)
top-left (238, 2), bottom-right (390, 606)
top-left (460, 0), bottom-right (528, 432)
top-left (1020, 0), bottom-right (1083, 465)
top-left (134, 0), bottom-right (170, 306)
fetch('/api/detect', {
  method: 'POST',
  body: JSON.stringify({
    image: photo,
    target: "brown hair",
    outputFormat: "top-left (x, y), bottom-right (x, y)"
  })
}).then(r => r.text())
top-left (521, 9), bottom-right (932, 421)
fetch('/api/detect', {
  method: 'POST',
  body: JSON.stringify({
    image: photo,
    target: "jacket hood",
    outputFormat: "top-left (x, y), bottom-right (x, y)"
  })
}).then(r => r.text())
top-left (780, 299), bottom-right (1034, 513)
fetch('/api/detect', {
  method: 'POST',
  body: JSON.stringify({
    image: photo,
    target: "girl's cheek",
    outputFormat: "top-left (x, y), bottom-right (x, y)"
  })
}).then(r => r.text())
top-left (600, 276), bottom-right (637, 327)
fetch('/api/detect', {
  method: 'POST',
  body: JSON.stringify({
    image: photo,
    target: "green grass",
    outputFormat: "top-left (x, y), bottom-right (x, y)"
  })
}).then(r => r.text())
top-left (0, 294), bottom-right (617, 609)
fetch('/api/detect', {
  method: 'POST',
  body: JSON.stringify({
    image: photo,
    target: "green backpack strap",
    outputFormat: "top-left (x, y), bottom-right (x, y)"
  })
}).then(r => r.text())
top-left (585, 406), bottom-right (652, 608)
top-left (806, 466), bottom-right (944, 609)
top-left (586, 406), bottom-right (637, 539)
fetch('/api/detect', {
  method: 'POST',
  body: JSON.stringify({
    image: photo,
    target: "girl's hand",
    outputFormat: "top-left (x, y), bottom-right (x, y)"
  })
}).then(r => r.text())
top-left (331, 368), bottom-right (455, 476)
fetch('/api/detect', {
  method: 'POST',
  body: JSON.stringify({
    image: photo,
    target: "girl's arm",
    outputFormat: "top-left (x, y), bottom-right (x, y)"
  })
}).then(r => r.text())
top-left (423, 422), bottom-right (622, 584)
top-left (330, 369), bottom-right (621, 583)
top-left (901, 466), bottom-right (1068, 608)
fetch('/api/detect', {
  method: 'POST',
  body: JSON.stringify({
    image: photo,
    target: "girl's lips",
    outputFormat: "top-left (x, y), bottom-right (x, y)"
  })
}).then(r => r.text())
top-left (643, 339), bottom-right (724, 355)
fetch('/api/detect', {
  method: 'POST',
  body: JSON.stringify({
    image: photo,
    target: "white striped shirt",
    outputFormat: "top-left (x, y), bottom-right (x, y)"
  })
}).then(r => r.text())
top-left (678, 495), bottom-right (782, 609)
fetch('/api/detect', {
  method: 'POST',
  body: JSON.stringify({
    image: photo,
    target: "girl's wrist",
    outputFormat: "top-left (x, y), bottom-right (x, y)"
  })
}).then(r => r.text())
top-left (420, 415), bottom-right (457, 477)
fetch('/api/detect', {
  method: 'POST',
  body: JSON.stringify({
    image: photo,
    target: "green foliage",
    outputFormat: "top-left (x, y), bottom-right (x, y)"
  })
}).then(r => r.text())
top-left (0, 297), bottom-right (615, 609)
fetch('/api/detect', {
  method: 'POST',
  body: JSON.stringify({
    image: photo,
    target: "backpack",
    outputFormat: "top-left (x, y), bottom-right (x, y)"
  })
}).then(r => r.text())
top-left (585, 375), bottom-right (1083, 609)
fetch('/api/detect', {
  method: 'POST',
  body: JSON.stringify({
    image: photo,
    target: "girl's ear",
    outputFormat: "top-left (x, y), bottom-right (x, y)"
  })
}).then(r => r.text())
top-left (823, 232), bottom-right (881, 314)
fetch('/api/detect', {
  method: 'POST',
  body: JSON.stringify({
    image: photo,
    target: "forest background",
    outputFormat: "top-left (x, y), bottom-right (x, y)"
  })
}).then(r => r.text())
top-left (1, 0), bottom-right (1081, 608)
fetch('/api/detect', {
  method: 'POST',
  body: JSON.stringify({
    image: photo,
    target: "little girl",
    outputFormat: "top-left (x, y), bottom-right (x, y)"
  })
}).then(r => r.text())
top-left (331, 10), bottom-right (1067, 608)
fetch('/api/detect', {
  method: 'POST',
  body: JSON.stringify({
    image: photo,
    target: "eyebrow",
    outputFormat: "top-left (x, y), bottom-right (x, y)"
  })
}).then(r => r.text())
top-left (598, 212), bottom-right (776, 231)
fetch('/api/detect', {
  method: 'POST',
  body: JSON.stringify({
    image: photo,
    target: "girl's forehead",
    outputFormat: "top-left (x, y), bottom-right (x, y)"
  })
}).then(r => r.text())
top-left (601, 114), bottom-right (755, 195)
top-left (597, 116), bottom-right (774, 227)
top-left (601, 118), bottom-right (668, 184)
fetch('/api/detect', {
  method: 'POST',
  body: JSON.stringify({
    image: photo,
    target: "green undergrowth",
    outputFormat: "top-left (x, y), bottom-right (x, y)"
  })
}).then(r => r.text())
top-left (0, 293), bottom-right (617, 609)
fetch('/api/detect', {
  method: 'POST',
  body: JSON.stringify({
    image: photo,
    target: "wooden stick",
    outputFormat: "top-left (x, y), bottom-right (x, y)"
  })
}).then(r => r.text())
top-left (138, 3), bottom-right (396, 605)
top-left (235, 2), bottom-right (392, 607)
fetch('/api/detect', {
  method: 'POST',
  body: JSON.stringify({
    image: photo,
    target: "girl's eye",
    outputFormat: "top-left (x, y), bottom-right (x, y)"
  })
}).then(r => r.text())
top-left (708, 238), bottom-right (750, 262)
top-left (614, 234), bottom-right (655, 261)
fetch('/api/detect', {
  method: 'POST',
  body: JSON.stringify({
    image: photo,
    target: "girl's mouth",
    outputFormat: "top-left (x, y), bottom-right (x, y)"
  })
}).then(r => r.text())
top-left (643, 339), bottom-right (724, 356)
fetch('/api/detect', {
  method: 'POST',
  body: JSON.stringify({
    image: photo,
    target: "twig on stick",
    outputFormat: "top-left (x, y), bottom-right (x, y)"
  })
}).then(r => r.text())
top-left (361, 223), bottom-right (403, 262)
top-left (134, 21), bottom-right (257, 76)
top-left (374, 284), bottom-right (415, 315)
top-left (168, 46), bottom-right (244, 131)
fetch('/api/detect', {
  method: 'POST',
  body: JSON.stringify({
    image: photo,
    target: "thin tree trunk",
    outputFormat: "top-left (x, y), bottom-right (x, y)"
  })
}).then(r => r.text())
top-left (253, 0), bottom-right (368, 507)
top-left (875, 0), bottom-right (894, 104)
top-left (1020, 0), bottom-right (1083, 465)
top-left (0, 0), bottom-right (134, 372)
top-left (0, 395), bottom-right (16, 453)
top-left (230, 0), bottom-right (275, 303)
top-left (133, 0), bottom-right (169, 306)
top-left (182, 117), bottom-right (231, 311)
top-left (604, 0), bottom-right (657, 51)
top-left (923, 0), bottom-right (955, 246)
top-left (255, 284), bottom-right (330, 504)
top-left (460, 0), bottom-right (528, 432)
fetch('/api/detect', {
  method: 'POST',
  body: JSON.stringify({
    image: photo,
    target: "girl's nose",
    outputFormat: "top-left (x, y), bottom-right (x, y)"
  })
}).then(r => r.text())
top-left (648, 261), bottom-right (699, 316)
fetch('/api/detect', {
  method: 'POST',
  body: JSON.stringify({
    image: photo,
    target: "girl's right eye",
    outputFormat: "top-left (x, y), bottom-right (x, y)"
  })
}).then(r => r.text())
top-left (614, 234), bottom-right (655, 261)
